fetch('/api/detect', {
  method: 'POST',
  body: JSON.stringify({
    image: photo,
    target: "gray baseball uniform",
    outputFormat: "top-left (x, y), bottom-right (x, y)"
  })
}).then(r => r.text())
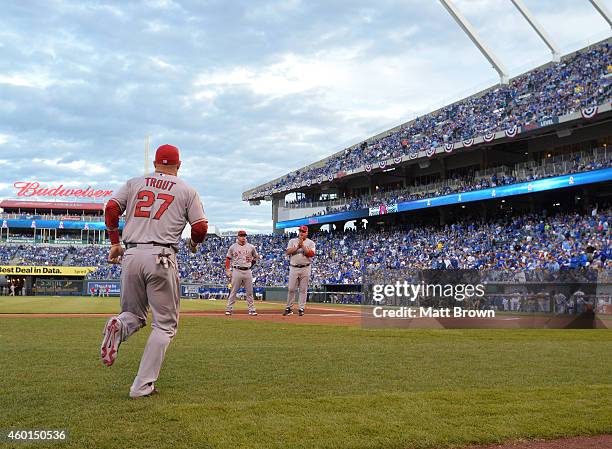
top-left (226, 242), bottom-right (259, 313)
top-left (109, 171), bottom-right (206, 397)
top-left (286, 237), bottom-right (315, 310)
top-left (554, 293), bottom-right (567, 314)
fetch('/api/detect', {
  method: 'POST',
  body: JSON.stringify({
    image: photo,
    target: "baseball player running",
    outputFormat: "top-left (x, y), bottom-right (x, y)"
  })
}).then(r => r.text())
top-left (100, 144), bottom-right (208, 398)
top-left (225, 230), bottom-right (259, 316)
top-left (283, 225), bottom-right (315, 316)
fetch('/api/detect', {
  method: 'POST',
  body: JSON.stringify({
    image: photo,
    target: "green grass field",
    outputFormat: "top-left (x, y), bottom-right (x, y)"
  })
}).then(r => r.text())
top-left (1, 297), bottom-right (611, 449)
top-left (0, 295), bottom-right (286, 314)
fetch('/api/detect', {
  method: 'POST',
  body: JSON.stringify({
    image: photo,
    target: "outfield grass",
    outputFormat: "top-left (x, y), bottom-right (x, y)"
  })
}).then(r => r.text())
top-left (0, 296), bottom-right (360, 314)
top-left (1, 310), bottom-right (611, 449)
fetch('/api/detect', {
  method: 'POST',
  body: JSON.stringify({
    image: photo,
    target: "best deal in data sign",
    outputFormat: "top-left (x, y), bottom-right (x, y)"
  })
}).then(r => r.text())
top-left (0, 266), bottom-right (98, 276)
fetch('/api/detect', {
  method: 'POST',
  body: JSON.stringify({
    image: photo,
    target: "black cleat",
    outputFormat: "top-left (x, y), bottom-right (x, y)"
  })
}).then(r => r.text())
top-left (298, 309), bottom-right (304, 316)
top-left (282, 307), bottom-right (293, 316)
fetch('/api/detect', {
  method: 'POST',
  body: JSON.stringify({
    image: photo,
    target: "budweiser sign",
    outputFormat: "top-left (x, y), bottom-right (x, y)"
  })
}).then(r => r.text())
top-left (13, 182), bottom-right (113, 198)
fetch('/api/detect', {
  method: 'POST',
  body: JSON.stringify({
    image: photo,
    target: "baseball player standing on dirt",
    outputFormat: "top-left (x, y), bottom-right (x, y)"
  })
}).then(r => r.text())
top-left (225, 230), bottom-right (259, 316)
top-left (283, 225), bottom-right (315, 316)
top-left (100, 144), bottom-right (208, 398)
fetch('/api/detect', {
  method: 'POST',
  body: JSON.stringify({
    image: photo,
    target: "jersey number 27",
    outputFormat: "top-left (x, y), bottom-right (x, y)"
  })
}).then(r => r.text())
top-left (134, 190), bottom-right (175, 220)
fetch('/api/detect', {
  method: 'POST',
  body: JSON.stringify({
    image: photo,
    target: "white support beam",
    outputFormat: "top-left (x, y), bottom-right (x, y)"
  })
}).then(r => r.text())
top-left (439, 0), bottom-right (509, 84)
top-left (510, 0), bottom-right (561, 62)
top-left (589, 0), bottom-right (612, 28)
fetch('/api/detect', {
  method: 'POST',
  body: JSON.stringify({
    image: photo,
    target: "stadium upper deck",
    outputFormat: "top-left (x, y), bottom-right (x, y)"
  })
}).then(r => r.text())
top-left (243, 39), bottom-right (611, 203)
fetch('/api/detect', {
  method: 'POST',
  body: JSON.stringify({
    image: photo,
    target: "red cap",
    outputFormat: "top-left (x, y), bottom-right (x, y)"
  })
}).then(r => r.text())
top-left (237, 230), bottom-right (247, 236)
top-left (155, 144), bottom-right (180, 165)
top-left (298, 225), bottom-right (308, 232)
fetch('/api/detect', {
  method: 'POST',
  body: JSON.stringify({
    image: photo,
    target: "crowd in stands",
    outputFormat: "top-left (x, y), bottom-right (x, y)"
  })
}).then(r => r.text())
top-left (248, 41), bottom-right (611, 199)
top-left (9, 245), bottom-right (68, 266)
top-left (292, 149), bottom-right (611, 217)
top-left (1, 208), bottom-right (609, 288)
top-left (69, 245), bottom-right (122, 279)
top-left (0, 245), bottom-right (20, 264)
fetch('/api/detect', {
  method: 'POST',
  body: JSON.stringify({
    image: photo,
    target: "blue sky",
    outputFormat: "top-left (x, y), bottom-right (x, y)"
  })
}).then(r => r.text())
top-left (0, 0), bottom-right (610, 233)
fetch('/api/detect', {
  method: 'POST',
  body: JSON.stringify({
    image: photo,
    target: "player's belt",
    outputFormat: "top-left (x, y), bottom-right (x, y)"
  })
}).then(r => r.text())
top-left (233, 266), bottom-right (250, 271)
top-left (125, 242), bottom-right (176, 252)
top-left (290, 264), bottom-right (310, 268)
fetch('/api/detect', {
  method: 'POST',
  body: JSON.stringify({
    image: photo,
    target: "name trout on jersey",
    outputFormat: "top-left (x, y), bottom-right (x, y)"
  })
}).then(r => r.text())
top-left (145, 177), bottom-right (176, 191)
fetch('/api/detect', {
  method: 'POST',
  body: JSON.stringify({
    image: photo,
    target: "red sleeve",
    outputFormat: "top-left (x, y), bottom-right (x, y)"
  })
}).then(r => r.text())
top-left (191, 220), bottom-right (208, 244)
top-left (225, 257), bottom-right (231, 270)
top-left (104, 200), bottom-right (122, 245)
top-left (306, 249), bottom-right (315, 257)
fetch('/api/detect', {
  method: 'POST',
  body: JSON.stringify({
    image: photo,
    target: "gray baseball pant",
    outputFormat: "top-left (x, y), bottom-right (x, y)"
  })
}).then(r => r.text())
top-left (286, 265), bottom-right (311, 310)
top-left (226, 269), bottom-right (255, 312)
top-left (115, 246), bottom-right (180, 398)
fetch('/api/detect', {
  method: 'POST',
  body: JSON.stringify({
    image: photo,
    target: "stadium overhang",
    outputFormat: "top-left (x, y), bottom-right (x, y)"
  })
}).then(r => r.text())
top-left (274, 168), bottom-right (612, 230)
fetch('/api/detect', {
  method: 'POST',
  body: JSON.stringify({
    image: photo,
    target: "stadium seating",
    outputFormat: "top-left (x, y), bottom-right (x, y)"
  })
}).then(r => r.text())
top-left (1, 208), bottom-right (609, 286)
top-left (284, 147), bottom-right (610, 217)
top-left (248, 41), bottom-right (611, 199)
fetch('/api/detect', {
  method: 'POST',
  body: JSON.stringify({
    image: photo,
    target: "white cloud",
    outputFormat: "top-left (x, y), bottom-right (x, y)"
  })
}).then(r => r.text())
top-left (145, 0), bottom-right (179, 9)
top-left (31, 158), bottom-right (109, 174)
top-left (0, 71), bottom-right (55, 89)
top-left (145, 20), bottom-right (170, 33)
top-left (244, 0), bottom-right (303, 23)
top-left (150, 56), bottom-right (176, 71)
top-left (193, 50), bottom-right (352, 100)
